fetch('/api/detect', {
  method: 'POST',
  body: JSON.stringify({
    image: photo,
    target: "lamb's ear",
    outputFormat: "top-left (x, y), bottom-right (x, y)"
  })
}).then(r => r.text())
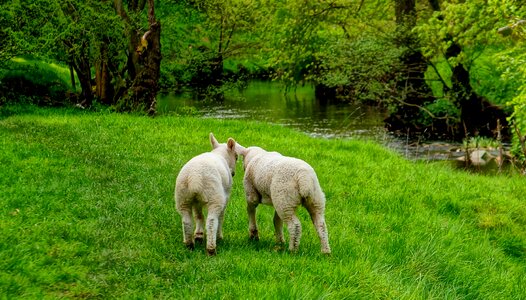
top-left (235, 143), bottom-right (247, 156)
top-left (227, 138), bottom-right (236, 151)
top-left (210, 133), bottom-right (219, 149)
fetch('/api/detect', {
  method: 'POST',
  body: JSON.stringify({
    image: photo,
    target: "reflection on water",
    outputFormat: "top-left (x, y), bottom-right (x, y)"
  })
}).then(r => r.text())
top-left (158, 81), bottom-right (509, 173)
top-left (159, 81), bottom-right (390, 141)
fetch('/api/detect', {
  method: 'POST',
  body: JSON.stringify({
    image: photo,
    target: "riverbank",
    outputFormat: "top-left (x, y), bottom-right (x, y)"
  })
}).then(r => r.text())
top-left (159, 83), bottom-right (516, 174)
top-left (1, 105), bottom-right (525, 298)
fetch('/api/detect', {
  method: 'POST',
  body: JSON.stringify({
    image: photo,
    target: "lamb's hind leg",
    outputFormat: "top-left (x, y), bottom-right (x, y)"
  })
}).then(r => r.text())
top-left (217, 209), bottom-right (225, 241)
top-left (285, 214), bottom-right (302, 253)
top-left (276, 204), bottom-right (302, 253)
top-left (180, 208), bottom-right (195, 250)
top-left (193, 205), bottom-right (205, 244)
top-left (206, 203), bottom-right (224, 256)
top-left (307, 205), bottom-right (331, 254)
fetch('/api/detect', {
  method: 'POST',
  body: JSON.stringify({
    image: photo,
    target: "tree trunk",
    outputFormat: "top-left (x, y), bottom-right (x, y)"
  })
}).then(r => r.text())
top-left (73, 58), bottom-right (93, 107)
top-left (385, 0), bottom-right (434, 137)
top-left (431, 1), bottom-right (509, 139)
top-left (71, 42), bottom-right (93, 107)
top-left (95, 43), bottom-right (114, 105)
top-left (394, 0), bottom-right (432, 101)
top-left (124, 0), bottom-right (161, 114)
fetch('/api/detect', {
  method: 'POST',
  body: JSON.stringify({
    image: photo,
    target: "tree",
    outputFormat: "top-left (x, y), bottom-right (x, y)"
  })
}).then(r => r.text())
top-left (52, 0), bottom-right (121, 106)
top-left (385, 0), bottom-right (437, 137)
top-left (416, 0), bottom-right (513, 139)
top-left (174, 0), bottom-right (261, 93)
top-left (495, 2), bottom-right (526, 167)
top-left (2, 0), bottom-right (161, 113)
top-left (259, 0), bottom-right (400, 101)
top-left (114, 0), bottom-right (162, 114)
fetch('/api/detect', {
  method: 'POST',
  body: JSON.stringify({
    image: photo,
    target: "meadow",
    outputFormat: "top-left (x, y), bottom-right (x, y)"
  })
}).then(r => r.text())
top-left (1, 105), bottom-right (525, 299)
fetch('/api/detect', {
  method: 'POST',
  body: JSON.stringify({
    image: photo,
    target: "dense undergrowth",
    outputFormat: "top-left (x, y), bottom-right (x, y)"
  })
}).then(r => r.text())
top-left (1, 105), bottom-right (525, 298)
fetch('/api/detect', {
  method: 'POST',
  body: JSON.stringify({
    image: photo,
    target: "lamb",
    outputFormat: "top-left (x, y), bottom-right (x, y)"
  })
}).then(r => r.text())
top-left (235, 145), bottom-right (331, 254)
top-left (175, 133), bottom-right (239, 256)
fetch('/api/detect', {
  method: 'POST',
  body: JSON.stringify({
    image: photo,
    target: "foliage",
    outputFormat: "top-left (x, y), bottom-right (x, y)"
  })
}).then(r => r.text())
top-left (0, 0), bottom-right (55, 66)
top-left (257, 0), bottom-right (401, 101)
top-left (418, 98), bottom-right (459, 127)
top-left (501, 46), bottom-right (526, 164)
top-left (2, 0), bottom-right (526, 144)
top-left (1, 106), bottom-right (525, 298)
top-left (490, 1), bottom-right (526, 164)
top-left (462, 136), bottom-right (500, 149)
top-left (158, 0), bottom-right (262, 91)
top-left (0, 0), bottom-right (161, 112)
top-left (312, 35), bottom-right (403, 102)
top-left (416, 0), bottom-right (524, 104)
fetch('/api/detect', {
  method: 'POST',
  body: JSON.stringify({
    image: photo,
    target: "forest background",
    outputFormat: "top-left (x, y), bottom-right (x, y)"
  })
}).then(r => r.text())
top-left (1, 0), bottom-right (526, 161)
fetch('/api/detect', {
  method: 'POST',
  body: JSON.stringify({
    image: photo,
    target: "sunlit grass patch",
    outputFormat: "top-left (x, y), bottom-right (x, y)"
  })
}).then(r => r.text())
top-left (7, 57), bottom-right (75, 90)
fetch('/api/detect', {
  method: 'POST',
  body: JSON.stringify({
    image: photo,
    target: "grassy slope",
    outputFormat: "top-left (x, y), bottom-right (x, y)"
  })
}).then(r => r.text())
top-left (1, 58), bottom-right (76, 91)
top-left (1, 106), bottom-right (525, 299)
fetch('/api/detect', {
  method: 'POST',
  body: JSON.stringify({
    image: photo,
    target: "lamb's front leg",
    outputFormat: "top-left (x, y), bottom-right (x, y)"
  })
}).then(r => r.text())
top-left (244, 183), bottom-right (261, 241)
top-left (280, 211), bottom-right (302, 253)
top-left (247, 202), bottom-right (259, 241)
top-left (180, 208), bottom-right (195, 250)
top-left (273, 211), bottom-right (285, 245)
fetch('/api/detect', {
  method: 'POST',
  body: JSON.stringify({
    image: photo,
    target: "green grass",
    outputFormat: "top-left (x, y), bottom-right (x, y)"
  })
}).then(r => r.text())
top-left (1, 57), bottom-right (76, 91)
top-left (1, 105), bottom-right (525, 299)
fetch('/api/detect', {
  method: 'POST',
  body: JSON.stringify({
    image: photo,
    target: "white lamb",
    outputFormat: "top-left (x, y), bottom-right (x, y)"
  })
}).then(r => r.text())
top-left (235, 145), bottom-right (331, 254)
top-left (175, 133), bottom-right (239, 256)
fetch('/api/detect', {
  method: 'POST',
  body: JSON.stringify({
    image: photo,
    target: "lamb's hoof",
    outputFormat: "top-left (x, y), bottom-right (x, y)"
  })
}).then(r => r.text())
top-left (194, 236), bottom-right (204, 244)
top-left (273, 244), bottom-right (285, 252)
top-left (185, 242), bottom-right (195, 251)
top-left (321, 248), bottom-right (332, 255)
top-left (249, 230), bottom-right (259, 241)
top-left (206, 248), bottom-right (217, 256)
top-left (288, 248), bottom-right (299, 254)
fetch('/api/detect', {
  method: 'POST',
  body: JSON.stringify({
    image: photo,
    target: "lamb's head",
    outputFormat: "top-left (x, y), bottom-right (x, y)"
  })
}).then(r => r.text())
top-left (234, 145), bottom-right (266, 171)
top-left (210, 133), bottom-right (239, 177)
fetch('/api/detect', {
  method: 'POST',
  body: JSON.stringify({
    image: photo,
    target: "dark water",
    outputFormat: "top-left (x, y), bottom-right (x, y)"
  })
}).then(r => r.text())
top-left (159, 81), bottom-right (389, 140)
top-left (158, 81), bottom-right (508, 172)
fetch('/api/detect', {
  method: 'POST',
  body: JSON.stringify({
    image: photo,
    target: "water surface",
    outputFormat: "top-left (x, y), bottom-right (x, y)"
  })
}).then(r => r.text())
top-left (159, 81), bottom-right (390, 140)
top-left (158, 81), bottom-right (507, 171)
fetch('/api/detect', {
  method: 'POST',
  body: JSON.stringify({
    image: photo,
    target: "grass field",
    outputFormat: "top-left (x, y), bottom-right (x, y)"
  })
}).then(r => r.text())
top-left (1, 105), bottom-right (525, 299)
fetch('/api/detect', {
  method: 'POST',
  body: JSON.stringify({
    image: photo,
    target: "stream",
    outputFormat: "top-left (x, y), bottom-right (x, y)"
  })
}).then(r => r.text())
top-left (158, 81), bottom-right (507, 173)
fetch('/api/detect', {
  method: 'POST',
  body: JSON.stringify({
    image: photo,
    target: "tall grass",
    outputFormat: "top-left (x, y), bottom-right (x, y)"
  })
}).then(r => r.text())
top-left (1, 106), bottom-right (525, 298)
